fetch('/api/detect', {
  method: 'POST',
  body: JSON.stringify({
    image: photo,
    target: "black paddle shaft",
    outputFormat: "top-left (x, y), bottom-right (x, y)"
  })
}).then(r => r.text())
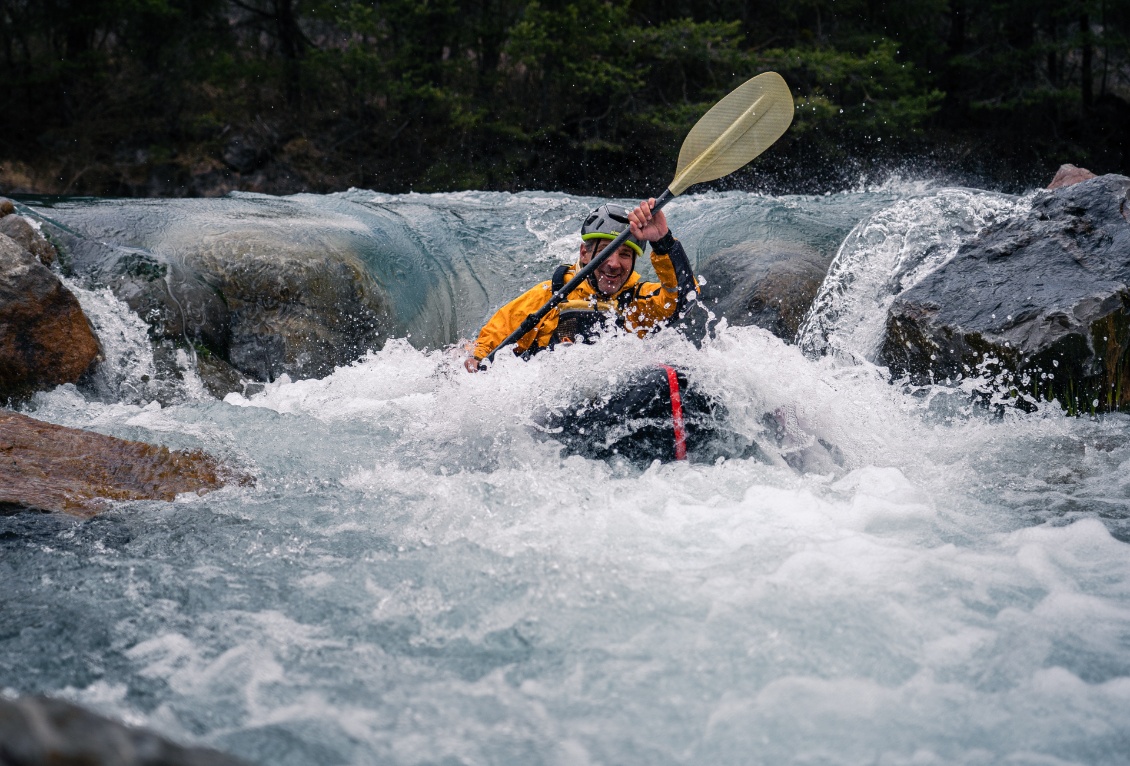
top-left (483, 189), bottom-right (675, 365)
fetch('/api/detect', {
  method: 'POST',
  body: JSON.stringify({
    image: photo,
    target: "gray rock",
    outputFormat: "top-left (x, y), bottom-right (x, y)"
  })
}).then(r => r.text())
top-left (880, 173), bottom-right (1130, 412)
top-left (0, 696), bottom-right (253, 765)
top-left (190, 235), bottom-right (383, 382)
top-left (44, 210), bottom-right (388, 387)
top-left (194, 349), bottom-right (248, 398)
top-left (53, 235), bottom-right (237, 399)
top-left (698, 240), bottom-right (832, 341)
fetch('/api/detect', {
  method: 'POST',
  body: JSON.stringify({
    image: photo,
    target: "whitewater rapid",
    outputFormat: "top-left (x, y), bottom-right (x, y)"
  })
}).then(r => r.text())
top-left (3, 184), bottom-right (1130, 765)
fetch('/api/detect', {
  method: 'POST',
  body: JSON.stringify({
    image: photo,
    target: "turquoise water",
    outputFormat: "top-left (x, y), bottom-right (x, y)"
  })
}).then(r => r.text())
top-left (3, 184), bottom-right (1130, 765)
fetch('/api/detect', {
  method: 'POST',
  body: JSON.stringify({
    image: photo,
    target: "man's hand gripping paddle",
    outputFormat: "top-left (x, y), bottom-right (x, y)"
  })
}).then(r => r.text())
top-left (482, 71), bottom-right (795, 366)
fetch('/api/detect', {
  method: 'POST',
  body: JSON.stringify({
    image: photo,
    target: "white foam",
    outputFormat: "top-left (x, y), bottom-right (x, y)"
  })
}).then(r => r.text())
top-left (10, 188), bottom-right (1130, 766)
top-left (62, 277), bottom-right (161, 403)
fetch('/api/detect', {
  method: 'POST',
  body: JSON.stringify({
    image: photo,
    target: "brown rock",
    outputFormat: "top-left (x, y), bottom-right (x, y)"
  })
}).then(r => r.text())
top-left (0, 409), bottom-right (250, 516)
top-left (0, 214), bottom-right (58, 265)
top-left (0, 235), bottom-right (102, 399)
top-left (0, 197), bottom-right (14, 217)
top-left (1047, 164), bottom-right (1097, 190)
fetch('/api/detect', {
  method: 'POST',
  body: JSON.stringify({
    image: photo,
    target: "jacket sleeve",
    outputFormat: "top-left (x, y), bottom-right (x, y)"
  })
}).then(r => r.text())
top-left (623, 233), bottom-right (698, 332)
top-left (472, 280), bottom-right (557, 360)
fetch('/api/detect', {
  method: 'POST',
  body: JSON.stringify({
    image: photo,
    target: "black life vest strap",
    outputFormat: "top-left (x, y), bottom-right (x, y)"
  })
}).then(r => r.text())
top-left (615, 285), bottom-right (639, 312)
top-left (662, 239), bottom-right (696, 322)
top-left (550, 264), bottom-right (569, 294)
top-left (524, 264), bottom-right (577, 358)
top-left (526, 264), bottom-right (639, 355)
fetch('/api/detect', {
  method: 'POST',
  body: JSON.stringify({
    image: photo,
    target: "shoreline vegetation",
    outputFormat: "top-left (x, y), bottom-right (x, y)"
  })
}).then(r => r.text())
top-left (0, 0), bottom-right (1127, 199)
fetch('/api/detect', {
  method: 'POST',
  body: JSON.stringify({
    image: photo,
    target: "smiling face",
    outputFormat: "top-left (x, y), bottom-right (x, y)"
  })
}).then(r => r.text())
top-left (579, 239), bottom-right (635, 296)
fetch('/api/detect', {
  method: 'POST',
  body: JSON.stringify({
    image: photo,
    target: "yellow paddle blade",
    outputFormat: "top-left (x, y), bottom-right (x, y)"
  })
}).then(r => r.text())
top-left (669, 71), bottom-right (794, 196)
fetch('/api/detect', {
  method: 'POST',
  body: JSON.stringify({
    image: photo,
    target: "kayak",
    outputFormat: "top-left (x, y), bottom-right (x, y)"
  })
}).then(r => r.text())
top-left (534, 365), bottom-right (760, 465)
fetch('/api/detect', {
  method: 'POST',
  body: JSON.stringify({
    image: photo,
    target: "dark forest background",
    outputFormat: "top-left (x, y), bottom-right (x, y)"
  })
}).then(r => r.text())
top-left (1, 0), bottom-right (1127, 197)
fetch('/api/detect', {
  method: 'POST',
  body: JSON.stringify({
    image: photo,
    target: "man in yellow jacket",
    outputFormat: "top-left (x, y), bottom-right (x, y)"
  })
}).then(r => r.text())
top-left (465, 198), bottom-right (698, 372)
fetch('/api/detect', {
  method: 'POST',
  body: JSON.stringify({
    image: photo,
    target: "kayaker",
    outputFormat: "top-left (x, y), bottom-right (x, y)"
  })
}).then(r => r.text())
top-left (464, 198), bottom-right (698, 372)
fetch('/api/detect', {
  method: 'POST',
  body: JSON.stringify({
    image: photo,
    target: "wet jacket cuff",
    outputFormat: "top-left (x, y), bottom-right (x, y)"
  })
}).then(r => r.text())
top-left (651, 231), bottom-right (677, 254)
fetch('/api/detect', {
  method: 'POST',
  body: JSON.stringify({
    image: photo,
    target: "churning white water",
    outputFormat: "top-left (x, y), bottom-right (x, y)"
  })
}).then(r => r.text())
top-left (3, 186), bottom-right (1130, 765)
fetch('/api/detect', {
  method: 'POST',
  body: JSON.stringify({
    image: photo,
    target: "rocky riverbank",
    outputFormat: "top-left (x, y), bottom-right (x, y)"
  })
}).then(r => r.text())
top-left (41, 198), bottom-right (392, 398)
top-left (2, 201), bottom-right (249, 516)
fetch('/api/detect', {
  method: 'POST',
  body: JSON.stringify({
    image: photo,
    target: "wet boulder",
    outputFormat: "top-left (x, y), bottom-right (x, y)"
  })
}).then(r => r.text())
top-left (698, 240), bottom-right (831, 342)
top-left (50, 219), bottom-right (387, 393)
top-left (0, 235), bottom-right (102, 400)
top-left (0, 214), bottom-right (58, 266)
top-left (189, 234), bottom-right (384, 383)
top-left (880, 173), bottom-right (1130, 411)
top-left (0, 409), bottom-right (248, 516)
top-left (0, 696), bottom-right (252, 765)
top-left (60, 236), bottom-right (242, 397)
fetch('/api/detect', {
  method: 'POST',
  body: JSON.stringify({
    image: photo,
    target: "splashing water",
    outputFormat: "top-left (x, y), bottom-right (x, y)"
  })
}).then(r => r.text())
top-left (797, 188), bottom-right (1032, 362)
top-left (62, 277), bottom-right (164, 403)
top-left (3, 187), bottom-right (1130, 765)
top-left (63, 276), bottom-right (208, 405)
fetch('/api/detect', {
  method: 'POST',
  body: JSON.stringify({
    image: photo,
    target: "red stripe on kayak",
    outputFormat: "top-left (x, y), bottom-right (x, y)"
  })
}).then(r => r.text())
top-left (662, 365), bottom-right (687, 461)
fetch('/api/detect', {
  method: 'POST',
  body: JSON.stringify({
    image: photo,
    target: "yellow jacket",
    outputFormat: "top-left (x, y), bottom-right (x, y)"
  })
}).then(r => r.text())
top-left (472, 238), bottom-right (696, 361)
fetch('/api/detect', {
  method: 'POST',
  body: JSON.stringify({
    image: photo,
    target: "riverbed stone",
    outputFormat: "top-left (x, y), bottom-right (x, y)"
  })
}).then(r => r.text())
top-left (50, 220), bottom-right (387, 388)
top-left (0, 696), bottom-right (253, 765)
top-left (0, 214), bottom-right (58, 266)
top-left (698, 240), bottom-right (831, 341)
top-left (879, 173), bottom-right (1130, 411)
top-left (0, 236), bottom-right (101, 400)
top-left (192, 238), bottom-right (383, 382)
top-left (0, 409), bottom-right (248, 516)
top-left (0, 197), bottom-right (14, 217)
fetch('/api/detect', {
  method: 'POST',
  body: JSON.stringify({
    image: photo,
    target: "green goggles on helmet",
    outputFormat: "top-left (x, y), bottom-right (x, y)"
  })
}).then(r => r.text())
top-left (580, 203), bottom-right (645, 257)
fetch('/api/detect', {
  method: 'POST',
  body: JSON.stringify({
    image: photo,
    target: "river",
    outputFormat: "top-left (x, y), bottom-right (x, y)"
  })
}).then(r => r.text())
top-left (3, 182), bottom-right (1129, 765)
